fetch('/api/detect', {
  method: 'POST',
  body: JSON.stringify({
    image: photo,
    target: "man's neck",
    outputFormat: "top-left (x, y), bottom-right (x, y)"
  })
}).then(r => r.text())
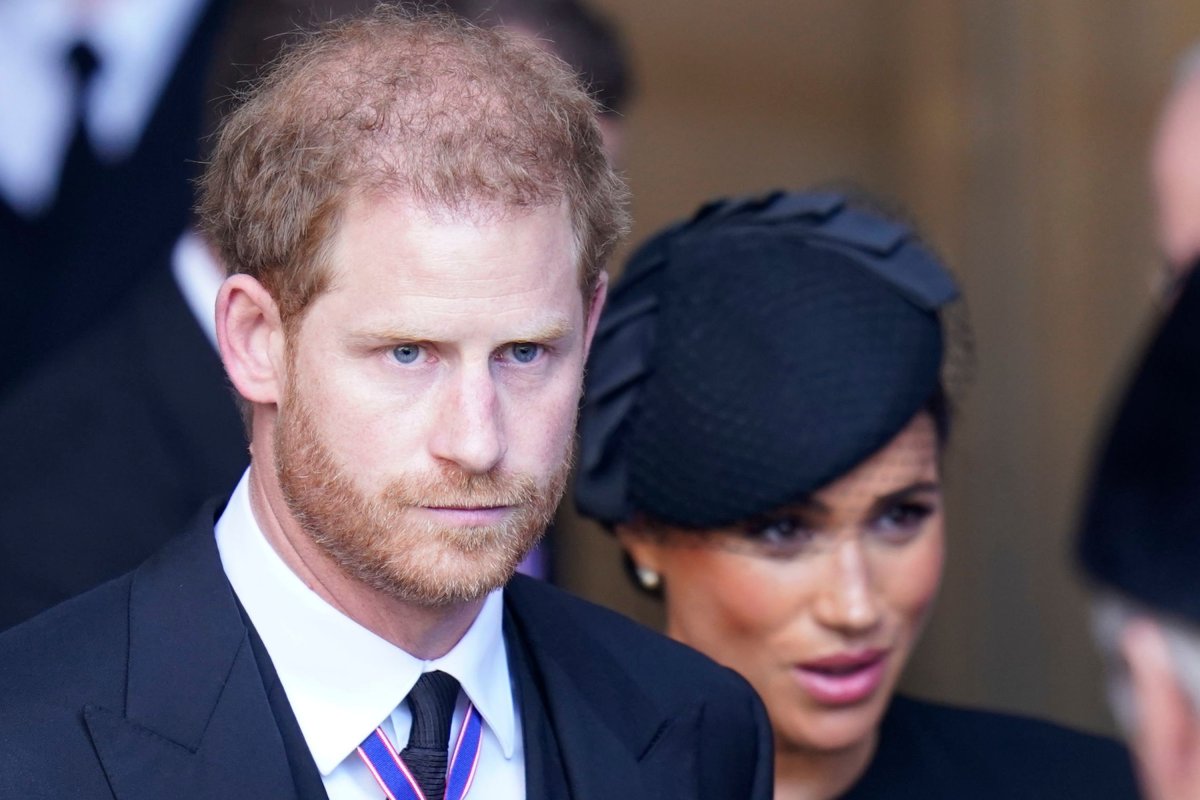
top-left (245, 462), bottom-right (483, 660)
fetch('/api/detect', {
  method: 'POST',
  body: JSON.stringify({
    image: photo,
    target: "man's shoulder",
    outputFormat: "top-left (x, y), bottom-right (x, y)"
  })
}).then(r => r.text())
top-left (0, 506), bottom-right (223, 687)
top-left (0, 574), bottom-right (133, 703)
top-left (0, 574), bottom-right (135, 792)
top-left (505, 575), bottom-right (772, 799)
top-left (0, 579), bottom-right (134, 795)
top-left (505, 574), bottom-right (753, 697)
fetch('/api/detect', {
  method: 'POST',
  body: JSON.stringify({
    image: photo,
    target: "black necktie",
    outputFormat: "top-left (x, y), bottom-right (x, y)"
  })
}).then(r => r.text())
top-left (401, 671), bottom-right (461, 800)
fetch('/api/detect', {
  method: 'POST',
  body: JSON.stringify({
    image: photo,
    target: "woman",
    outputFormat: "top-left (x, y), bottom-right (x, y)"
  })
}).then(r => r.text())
top-left (574, 190), bottom-right (1138, 799)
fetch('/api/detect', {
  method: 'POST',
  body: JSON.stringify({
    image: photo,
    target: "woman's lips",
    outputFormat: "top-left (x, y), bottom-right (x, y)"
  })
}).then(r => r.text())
top-left (793, 649), bottom-right (889, 706)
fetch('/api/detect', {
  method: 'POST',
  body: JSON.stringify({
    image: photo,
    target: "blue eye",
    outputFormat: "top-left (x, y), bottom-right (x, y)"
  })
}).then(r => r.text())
top-left (510, 343), bottom-right (542, 364)
top-left (391, 344), bottom-right (421, 364)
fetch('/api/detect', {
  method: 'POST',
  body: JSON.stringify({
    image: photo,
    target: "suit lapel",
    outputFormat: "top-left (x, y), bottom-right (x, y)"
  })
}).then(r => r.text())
top-left (84, 509), bottom-right (299, 800)
top-left (505, 608), bottom-right (571, 798)
top-left (504, 576), bottom-right (700, 800)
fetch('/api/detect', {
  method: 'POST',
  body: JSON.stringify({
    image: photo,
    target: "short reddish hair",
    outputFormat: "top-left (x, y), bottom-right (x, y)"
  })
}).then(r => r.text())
top-left (198, 6), bottom-right (628, 325)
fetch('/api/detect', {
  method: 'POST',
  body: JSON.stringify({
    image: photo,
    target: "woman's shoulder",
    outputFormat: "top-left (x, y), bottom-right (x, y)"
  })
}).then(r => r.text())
top-left (883, 693), bottom-right (1120, 751)
top-left (842, 694), bottom-right (1139, 799)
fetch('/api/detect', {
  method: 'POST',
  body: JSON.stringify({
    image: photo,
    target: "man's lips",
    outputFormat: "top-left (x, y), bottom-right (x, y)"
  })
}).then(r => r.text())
top-left (418, 506), bottom-right (513, 525)
top-left (793, 648), bottom-right (889, 706)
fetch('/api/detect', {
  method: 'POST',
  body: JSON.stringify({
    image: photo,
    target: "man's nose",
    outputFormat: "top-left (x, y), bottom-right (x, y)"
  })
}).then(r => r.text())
top-left (812, 539), bottom-right (884, 636)
top-left (428, 364), bottom-right (506, 474)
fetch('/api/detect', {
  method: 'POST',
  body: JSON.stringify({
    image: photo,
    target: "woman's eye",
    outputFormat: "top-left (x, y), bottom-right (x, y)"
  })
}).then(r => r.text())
top-left (391, 344), bottom-right (422, 364)
top-left (743, 516), bottom-right (818, 553)
top-left (508, 343), bottom-right (543, 364)
top-left (873, 502), bottom-right (934, 541)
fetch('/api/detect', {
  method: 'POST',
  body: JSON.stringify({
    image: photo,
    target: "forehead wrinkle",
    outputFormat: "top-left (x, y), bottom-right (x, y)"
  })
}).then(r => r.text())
top-left (328, 195), bottom-right (582, 295)
top-left (395, 269), bottom-right (575, 298)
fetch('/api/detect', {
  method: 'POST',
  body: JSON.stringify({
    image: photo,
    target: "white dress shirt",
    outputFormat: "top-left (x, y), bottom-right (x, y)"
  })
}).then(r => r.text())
top-left (0, 0), bottom-right (207, 214)
top-left (216, 470), bottom-right (526, 799)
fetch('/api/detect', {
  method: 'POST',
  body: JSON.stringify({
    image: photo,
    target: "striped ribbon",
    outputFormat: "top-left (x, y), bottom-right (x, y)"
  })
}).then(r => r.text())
top-left (357, 704), bottom-right (484, 800)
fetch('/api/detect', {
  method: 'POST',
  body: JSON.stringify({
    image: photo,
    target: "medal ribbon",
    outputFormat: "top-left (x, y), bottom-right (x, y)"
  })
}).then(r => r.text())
top-left (357, 703), bottom-right (484, 800)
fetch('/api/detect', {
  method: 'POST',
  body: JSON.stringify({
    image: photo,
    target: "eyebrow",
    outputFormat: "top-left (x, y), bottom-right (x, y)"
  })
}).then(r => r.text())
top-left (347, 317), bottom-right (575, 345)
top-left (867, 481), bottom-right (942, 516)
top-left (792, 480), bottom-right (942, 516)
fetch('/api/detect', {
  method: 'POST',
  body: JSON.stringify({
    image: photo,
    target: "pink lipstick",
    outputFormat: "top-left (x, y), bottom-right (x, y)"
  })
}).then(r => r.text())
top-left (794, 649), bottom-right (888, 706)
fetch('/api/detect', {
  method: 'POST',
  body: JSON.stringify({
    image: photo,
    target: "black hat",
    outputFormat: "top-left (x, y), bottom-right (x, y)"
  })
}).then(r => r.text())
top-left (575, 190), bottom-right (960, 529)
top-left (1079, 263), bottom-right (1200, 622)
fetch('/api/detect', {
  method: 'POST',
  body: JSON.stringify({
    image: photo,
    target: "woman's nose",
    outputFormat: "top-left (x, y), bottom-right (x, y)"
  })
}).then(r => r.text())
top-left (812, 539), bottom-right (884, 635)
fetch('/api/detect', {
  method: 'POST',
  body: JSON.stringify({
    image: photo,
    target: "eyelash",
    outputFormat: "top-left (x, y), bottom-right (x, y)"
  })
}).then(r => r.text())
top-left (498, 342), bottom-right (546, 365)
top-left (871, 501), bottom-right (935, 543)
top-left (390, 343), bottom-right (425, 365)
top-left (741, 516), bottom-right (818, 557)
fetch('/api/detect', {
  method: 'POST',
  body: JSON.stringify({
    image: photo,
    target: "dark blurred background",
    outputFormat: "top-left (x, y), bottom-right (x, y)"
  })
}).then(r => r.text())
top-left (553, 0), bottom-right (1200, 737)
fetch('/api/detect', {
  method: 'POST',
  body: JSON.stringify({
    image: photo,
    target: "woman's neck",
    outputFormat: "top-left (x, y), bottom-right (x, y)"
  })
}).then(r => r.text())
top-left (773, 730), bottom-right (877, 800)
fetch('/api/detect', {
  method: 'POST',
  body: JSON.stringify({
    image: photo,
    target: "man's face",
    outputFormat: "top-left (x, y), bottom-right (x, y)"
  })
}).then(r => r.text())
top-left (273, 195), bottom-right (597, 607)
top-left (1153, 78), bottom-right (1200, 285)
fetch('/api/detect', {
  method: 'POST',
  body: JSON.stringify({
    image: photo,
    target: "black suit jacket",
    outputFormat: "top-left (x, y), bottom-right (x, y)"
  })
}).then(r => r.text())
top-left (0, 263), bottom-right (246, 631)
top-left (0, 506), bottom-right (773, 799)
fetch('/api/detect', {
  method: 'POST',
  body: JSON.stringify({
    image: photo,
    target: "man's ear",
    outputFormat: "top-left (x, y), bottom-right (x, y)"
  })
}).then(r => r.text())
top-left (582, 270), bottom-right (609, 357)
top-left (216, 274), bottom-right (287, 406)
top-left (1122, 618), bottom-right (1200, 800)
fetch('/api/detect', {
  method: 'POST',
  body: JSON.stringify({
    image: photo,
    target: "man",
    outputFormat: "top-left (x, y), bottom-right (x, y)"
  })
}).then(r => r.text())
top-left (1151, 43), bottom-right (1200, 295)
top-left (0, 0), bottom-right (626, 632)
top-left (1079, 268), bottom-right (1200, 799)
top-left (0, 9), bottom-right (772, 800)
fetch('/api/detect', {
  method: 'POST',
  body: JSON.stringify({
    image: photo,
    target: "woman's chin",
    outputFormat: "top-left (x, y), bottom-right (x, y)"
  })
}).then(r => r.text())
top-left (778, 696), bottom-right (888, 756)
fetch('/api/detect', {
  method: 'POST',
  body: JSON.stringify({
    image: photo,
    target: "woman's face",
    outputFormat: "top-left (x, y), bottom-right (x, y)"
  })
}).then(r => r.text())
top-left (621, 413), bottom-right (944, 756)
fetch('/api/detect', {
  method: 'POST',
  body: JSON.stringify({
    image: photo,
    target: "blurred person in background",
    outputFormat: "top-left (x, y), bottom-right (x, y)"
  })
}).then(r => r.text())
top-left (1151, 42), bottom-right (1200, 298)
top-left (575, 189), bottom-right (1139, 799)
top-left (0, 0), bottom-right (232, 390)
top-left (1080, 269), bottom-right (1200, 800)
top-left (0, 0), bottom-right (375, 632)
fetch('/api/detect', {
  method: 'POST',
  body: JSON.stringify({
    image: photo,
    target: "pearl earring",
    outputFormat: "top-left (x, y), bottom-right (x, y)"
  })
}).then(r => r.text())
top-left (635, 565), bottom-right (661, 591)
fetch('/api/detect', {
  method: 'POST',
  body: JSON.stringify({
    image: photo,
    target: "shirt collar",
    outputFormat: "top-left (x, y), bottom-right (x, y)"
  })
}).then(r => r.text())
top-left (215, 468), bottom-right (517, 776)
